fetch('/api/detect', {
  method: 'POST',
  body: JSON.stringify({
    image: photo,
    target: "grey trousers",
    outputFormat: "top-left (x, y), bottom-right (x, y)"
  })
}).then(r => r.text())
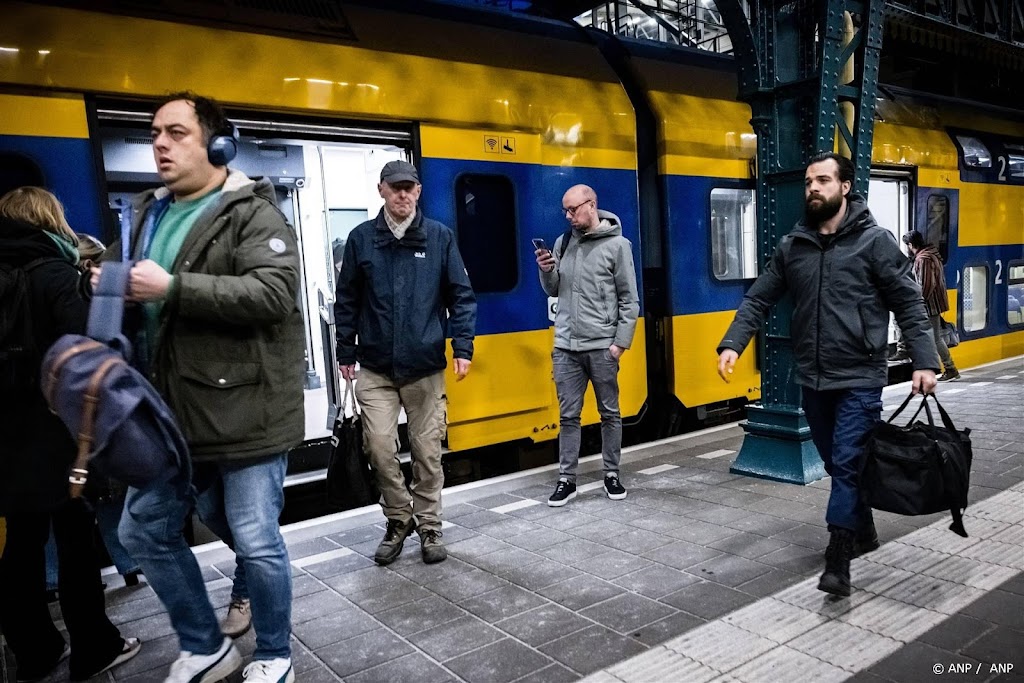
top-left (355, 368), bottom-right (447, 531)
top-left (929, 314), bottom-right (956, 372)
top-left (553, 348), bottom-right (622, 483)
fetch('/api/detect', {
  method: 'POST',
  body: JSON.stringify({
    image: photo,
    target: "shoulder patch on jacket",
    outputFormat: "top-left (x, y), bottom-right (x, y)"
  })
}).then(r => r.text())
top-left (268, 238), bottom-right (286, 253)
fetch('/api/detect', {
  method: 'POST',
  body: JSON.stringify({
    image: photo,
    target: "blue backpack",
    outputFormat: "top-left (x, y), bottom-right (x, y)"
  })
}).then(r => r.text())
top-left (41, 261), bottom-right (189, 497)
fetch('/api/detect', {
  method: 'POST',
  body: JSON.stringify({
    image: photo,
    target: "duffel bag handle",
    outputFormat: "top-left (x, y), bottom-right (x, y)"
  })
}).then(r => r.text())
top-left (888, 391), bottom-right (961, 435)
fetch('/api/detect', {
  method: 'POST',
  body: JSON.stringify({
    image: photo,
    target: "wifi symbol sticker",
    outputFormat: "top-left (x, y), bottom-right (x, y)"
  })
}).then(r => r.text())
top-left (484, 136), bottom-right (499, 154)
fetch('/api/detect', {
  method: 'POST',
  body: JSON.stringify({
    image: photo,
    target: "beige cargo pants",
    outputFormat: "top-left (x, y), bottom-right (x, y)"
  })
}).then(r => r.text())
top-left (355, 368), bottom-right (447, 532)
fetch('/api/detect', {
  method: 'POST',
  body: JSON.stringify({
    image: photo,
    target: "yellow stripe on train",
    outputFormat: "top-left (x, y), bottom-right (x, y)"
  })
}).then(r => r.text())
top-left (672, 311), bottom-right (761, 409)
top-left (444, 322), bottom-right (647, 451)
top-left (419, 124), bottom-right (637, 170)
top-left (0, 93), bottom-right (88, 138)
top-left (1, 3), bottom-right (635, 148)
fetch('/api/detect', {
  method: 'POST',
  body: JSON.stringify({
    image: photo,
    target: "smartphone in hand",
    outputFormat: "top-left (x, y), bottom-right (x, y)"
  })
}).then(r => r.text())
top-left (532, 238), bottom-right (548, 253)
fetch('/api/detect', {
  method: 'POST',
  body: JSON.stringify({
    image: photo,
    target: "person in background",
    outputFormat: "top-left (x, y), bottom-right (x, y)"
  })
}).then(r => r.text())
top-left (535, 184), bottom-right (639, 507)
top-left (904, 230), bottom-right (960, 382)
top-left (716, 153), bottom-right (939, 598)
top-left (335, 159), bottom-right (476, 566)
top-left (0, 187), bottom-right (141, 681)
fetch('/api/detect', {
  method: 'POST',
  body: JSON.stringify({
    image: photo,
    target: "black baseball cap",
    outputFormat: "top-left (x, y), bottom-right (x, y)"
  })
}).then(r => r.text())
top-left (380, 160), bottom-right (419, 185)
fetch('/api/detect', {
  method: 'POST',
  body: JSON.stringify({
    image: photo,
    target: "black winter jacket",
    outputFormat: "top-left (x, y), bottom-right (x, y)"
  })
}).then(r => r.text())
top-left (0, 219), bottom-right (87, 513)
top-left (334, 208), bottom-right (476, 383)
top-left (718, 195), bottom-right (940, 390)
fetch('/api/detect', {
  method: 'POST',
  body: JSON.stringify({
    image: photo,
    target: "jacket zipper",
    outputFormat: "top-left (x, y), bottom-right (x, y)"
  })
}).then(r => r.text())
top-left (815, 244), bottom-right (825, 391)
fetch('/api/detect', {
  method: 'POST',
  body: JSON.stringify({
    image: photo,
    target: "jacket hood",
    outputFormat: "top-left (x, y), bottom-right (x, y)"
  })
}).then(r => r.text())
top-left (579, 209), bottom-right (623, 239)
top-left (0, 216), bottom-right (65, 267)
top-left (146, 169), bottom-right (270, 205)
top-left (793, 193), bottom-right (875, 238)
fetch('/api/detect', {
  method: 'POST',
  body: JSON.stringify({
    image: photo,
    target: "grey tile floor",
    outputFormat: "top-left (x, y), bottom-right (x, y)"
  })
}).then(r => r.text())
top-left (3, 358), bottom-right (1022, 682)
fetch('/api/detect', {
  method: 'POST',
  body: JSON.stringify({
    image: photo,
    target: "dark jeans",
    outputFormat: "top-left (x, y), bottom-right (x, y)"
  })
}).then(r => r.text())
top-left (0, 499), bottom-right (124, 680)
top-left (802, 386), bottom-right (883, 533)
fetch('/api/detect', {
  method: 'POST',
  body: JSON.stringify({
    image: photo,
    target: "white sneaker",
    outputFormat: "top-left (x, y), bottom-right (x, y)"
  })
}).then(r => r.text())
top-left (243, 658), bottom-right (294, 683)
top-left (164, 637), bottom-right (241, 683)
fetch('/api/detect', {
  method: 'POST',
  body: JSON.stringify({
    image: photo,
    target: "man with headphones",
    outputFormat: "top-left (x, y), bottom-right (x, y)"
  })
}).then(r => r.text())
top-left (95, 92), bottom-right (303, 683)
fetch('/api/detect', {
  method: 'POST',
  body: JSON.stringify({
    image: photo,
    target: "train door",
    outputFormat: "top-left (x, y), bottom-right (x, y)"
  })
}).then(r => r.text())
top-left (867, 172), bottom-right (912, 346)
top-left (93, 104), bottom-right (411, 473)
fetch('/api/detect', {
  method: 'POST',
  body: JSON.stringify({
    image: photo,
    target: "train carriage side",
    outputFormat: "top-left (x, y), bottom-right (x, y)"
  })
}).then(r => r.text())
top-left (0, 2), bottom-right (647, 463)
top-left (872, 99), bottom-right (1024, 368)
top-left (622, 45), bottom-right (1022, 419)
top-left (627, 53), bottom-right (762, 420)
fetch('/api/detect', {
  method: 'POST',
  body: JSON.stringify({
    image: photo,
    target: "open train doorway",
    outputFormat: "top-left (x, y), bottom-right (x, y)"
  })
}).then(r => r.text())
top-left (868, 171), bottom-right (913, 349)
top-left (93, 103), bottom-right (412, 477)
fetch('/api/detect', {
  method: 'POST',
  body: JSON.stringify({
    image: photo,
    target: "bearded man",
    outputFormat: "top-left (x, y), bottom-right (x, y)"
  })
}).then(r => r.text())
top-left (715, 152), bottom-right (939, 597)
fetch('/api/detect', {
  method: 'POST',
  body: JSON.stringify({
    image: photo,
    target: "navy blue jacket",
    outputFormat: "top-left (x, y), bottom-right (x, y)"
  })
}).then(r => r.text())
top-left (334, 208), bottom-right (476, 383)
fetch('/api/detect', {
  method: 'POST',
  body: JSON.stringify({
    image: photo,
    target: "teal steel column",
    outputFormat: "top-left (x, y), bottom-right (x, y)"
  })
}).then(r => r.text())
top-left (716, 0), bottom-right (886, 483)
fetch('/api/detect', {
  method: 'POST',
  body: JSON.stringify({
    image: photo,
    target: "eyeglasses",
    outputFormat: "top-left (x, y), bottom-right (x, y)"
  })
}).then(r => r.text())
top-left (563, 199), bottom-right (593, 217)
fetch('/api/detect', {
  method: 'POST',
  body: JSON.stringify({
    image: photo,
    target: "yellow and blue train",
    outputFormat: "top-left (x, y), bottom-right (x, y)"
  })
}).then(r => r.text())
top-left (1, 1), bottom-right (1021, 474)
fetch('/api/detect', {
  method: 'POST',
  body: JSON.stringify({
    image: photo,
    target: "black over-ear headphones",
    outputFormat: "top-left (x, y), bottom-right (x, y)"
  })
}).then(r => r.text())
top-left (207, 120), bottom-right (239, 166)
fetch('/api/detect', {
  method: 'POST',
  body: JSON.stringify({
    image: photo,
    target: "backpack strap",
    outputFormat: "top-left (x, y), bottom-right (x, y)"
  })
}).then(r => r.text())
top-left (87, 260), bottom-right (133, 349)
top-left (557, 228), bottom-right (574, 261)
top-left (67, 354), bottom-right (125, 499)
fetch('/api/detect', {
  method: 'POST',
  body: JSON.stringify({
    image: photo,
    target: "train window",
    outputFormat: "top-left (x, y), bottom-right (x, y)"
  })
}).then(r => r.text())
top-left (956, 136), bottom-right (991, 168)
top-left (710, 188), bottom-right (757, 281)
top-left (1008, 262), bottom-right (1024, 327)
top-left (1005, 146), bottom-right (1024, 179)
top-left (455, 174), bottom-right (517, 293)
top-left (925, 194), bottom-right (950, 263)
top-left (962, 265), bottom-right (988, 333)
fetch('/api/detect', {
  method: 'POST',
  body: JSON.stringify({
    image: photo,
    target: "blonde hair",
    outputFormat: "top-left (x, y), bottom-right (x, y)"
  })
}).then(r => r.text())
top-left (0, 186), bottom-right (78, 245)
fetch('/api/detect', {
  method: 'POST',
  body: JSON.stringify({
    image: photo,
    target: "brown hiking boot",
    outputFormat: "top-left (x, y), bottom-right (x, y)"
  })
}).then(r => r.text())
top-left (419, 528), bottom-right (447, 564)
top-left (374, 518), bottom-right (416, 566)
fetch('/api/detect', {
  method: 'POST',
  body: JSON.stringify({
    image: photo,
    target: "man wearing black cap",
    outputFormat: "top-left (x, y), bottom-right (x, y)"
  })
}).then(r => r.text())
top-left (334, 159), bottom-right (476, 565)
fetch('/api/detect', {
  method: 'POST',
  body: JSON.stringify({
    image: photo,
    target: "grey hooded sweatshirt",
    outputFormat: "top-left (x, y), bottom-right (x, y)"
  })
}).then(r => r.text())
top-left (540, 210), bottom-right (639, 352)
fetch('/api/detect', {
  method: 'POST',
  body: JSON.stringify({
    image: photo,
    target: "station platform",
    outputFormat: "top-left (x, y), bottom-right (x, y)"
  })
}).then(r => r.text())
top-left (4, 357), bottom-right (1022, 683)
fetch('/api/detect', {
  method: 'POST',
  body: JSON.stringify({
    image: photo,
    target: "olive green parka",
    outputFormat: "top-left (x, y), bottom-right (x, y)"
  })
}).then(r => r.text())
top-left (108, 171), bottom-right (305, 462)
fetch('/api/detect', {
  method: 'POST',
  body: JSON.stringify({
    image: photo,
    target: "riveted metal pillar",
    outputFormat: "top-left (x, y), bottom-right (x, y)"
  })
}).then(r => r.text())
top-left (716, 0), bottom-right (886, 483)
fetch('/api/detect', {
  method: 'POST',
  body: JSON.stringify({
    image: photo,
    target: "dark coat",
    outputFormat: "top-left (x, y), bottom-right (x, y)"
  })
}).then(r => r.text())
top-left (107, 171), bottom-right (306, 462)
top-left (718, 195), bottom-right (940, 390)
top-left (334, 208), bottom-right (476, 384)
top-left (0, 218), bottom-right (87, 513)
top-left (912, 245), bottom-right (949, 316)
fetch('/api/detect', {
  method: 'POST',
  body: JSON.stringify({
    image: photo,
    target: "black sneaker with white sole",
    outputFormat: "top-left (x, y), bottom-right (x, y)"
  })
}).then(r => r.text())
top-left (604, 475), bottom-right (627, 500)
top-left (547, 479), bottom-right (577, 507)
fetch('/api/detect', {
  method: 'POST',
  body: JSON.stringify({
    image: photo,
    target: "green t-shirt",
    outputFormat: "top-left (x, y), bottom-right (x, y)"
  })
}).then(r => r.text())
top-left (144, 188), bottom-right (222, 353)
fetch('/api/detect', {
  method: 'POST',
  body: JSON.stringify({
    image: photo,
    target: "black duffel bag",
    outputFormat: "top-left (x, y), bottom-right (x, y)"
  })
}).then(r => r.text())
top-left (862, 392), bottom-right (971, 537)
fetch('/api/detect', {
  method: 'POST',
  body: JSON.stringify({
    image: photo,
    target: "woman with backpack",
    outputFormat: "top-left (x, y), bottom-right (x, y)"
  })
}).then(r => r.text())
top-left (0, 187), bottom-right (141, 682)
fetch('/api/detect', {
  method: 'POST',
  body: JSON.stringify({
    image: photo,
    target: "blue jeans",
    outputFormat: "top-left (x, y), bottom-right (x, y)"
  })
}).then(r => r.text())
top-left (119, 453), bottom-right (291, 660)
top-left (95, 492), bottom-right (140, 576)
top-left (553, 348), bottom-right (622, 483)
top-left (193, 454), bottom-right (291, 660)
top-left (802, 387), bottom-right (882, 532)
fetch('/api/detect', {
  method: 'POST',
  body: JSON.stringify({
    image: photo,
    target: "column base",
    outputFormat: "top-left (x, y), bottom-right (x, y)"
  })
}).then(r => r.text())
top-left (729, 403), bottom-right (825, 484)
